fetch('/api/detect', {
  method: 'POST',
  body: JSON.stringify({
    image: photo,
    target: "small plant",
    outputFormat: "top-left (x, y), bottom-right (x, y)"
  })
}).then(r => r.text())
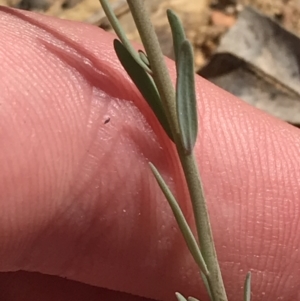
top-left (99, 1), bottom-right (251, 300)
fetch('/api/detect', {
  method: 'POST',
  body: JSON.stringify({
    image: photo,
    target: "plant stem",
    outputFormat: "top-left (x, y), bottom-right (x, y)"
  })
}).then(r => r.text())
top-left (126, 1), bottom-right (228, 300)
top-left (126, 0), bottom-right (180, 138)
top-left (99, 0), bottom-right (151, 73)
top-left (179, 153), bottom-right (227, 301)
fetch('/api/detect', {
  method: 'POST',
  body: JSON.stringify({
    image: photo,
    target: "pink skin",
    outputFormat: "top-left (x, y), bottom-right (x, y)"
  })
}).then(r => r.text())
top-left (0, 6), bottom-right (299, 301)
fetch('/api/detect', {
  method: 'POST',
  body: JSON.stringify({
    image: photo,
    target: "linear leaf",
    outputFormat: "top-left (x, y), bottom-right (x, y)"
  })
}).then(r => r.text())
top-left (175, 293), bottom-right (188, 301)
top-left (200, 271), bottom-right (213, 301)
top-left (167, 9), bottom-right (186, 68)
top-left (187, 297), bottom-right (200, 301)
top-left (114, 39), bottom-right (174, 141)
top-left (138, 49), bottom-right (150, 67)
top-left (244, 272), bottom-right (251, 301)
top-left (176, 40), bottom-right (198, 154)
top-left (149, 162), bottom-right (209, 276)
top-left (99, 0), bottom-right (150, 73)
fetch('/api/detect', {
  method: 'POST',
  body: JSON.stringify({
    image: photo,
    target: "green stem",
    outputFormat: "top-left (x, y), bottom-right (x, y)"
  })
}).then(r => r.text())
top-left (99, 0), bottom-right (151, 73)
top-left (179, 153), bottom-right (227, 301)
top-left (126, 1), bottom-right (228, 300)
top-left (126, 0), bottom-right (180, 138)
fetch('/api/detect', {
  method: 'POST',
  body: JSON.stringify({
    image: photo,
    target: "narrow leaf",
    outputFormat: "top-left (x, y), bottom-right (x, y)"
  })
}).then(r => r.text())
top-left (149, 162), bottom-right (209, 276)
top-left (99, 0), bottom-right (151, 73)
top-left (200, 270), bottom-right (212, 301)
top-left (114, 39), bottom-right (174, 142)
top-left (187, 297), bottom-right (200, 301)
top-left (175, 292), bottom-right (188, 301)
top-left (244, 272), bottom-right (252, 301)
top-left (138, 50), bottom-right (150, 67)
top-left (167, 9), bottom-right (186, 68)
top-left (176, 40), bottom-right (198, 154)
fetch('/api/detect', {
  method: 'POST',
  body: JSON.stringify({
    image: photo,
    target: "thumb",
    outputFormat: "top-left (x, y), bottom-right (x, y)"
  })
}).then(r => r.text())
top-left (0, 6), bottom-right (300, 301)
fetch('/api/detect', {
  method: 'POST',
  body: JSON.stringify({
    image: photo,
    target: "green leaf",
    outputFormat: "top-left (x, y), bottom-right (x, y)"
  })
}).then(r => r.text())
top-left (200, 270), bottom-right (212, 301)
top-left (187, 297), bottom-right (200, 301)
top-left (138, 49), bottom-right (150, 67)
top-left (244, 272), bottom-right (251, 301)
top-left (99, 0), bottom-right (150, 73)
top-left (149, 162), bottom-right (209, 276)
top-left (167, 9), bottom-right (186, 68)
top-left (175, 292), bottom-right (188, 301)
top-left (114, 39), bottom-right (174, 142)
top-left (176, 40), bottom-right (198, 154)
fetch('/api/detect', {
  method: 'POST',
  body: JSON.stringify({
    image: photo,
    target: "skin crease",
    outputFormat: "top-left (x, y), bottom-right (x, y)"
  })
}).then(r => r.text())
top-left (0, 6), bottom-right (299, 301)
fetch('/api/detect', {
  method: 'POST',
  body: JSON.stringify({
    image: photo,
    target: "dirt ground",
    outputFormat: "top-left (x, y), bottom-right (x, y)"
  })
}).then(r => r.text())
top-left (1, 0), bottom-right (300, 70)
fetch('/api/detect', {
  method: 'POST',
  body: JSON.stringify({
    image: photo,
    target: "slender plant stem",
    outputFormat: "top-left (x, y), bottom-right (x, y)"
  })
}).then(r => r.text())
top-left (99, 0), bottom-right (151, 73)
top-left (126, 1), bottom-right (228, 300)
top-left (126, 0), bottom-right (180, 138)
top-left (179, 153), bottom-right (227, 301)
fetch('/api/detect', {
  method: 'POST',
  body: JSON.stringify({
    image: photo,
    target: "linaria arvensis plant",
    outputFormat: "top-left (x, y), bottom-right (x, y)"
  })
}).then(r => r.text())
top-left (99, 1), bottom-right (252, 301)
